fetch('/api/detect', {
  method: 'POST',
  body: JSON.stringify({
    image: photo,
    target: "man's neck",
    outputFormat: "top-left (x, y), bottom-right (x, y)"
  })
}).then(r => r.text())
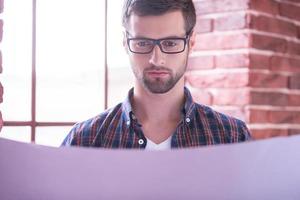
top-left (132, 79), bottom-right (185, 124)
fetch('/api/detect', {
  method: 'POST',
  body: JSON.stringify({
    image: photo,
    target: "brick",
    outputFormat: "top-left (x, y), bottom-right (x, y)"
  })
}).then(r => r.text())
top-left (249, 72), bottom-right (288, 88)
top-left (187, 55), bottom-right (214, 70)
top-left (289, 94), bottom-right (300, 106)
top-left (215, 54), bottom-right (249, 68)
top-left (251, 34), bottom-right (287, 53)
top-left (194, 0), bottom-right (249, 15)
top-left (249, 54), bottom-right (270, 69)
top-left (0, 20), bottom-right (3, 43)
top-left (185, 73), bottom-right (249, 88)
top-left (249, 109), bottom-right (300, 124)
top-left (212, 88), bottom-right (250, 106)
top-left (0, 82), bottom-right (3, 103)
top-left (250, 15), bottom-right (298, 37)
top-left (250, 91), bottom-right (288, 106)
top-left (0, 111), bottom-right (2, 132)
top-left (279, 3), bottom-right (300, 21)
top-left (289, 74), bottom-right (300, 89)
top-left (290, 111), bottom-right (300, 124)
top-left (195, 33), bottom-right (250, 50)
top-left (270, 56), bottom-right (300, 73)
top-left (268, 110), bottom-right (299, 124)
top-left (214, 107), bottom-right (247, 122)
top-left (214, 13), bottom-right (248, 31)
top-left (287, 42), bottom-right (300, 56)
top-left (289, 129), bottom-right (300, 136)
top-left (250, 0), bottom-right (279, 15)
top-left (248, 109), bottom-right (269, 123)
top-left (0, 51), bottom-right (2, 73)
top-left (189, 87), bottom-right (213, 105)
top-left (195, 18), bottom-right (212, 33)
top-left (250, 129), bottom-right (289, 140)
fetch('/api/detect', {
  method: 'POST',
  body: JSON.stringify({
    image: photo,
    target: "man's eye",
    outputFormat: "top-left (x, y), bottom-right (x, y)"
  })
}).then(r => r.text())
top-left (136, 41), bottom-right (151, 47)
top-left (162, 40), bottom-right (177, 47)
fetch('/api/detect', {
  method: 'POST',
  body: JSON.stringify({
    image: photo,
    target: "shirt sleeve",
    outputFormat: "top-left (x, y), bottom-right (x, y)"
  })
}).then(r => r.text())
top-left (60, 123), bottom-right (81, 146)
top-left (238, 121), bottom-right (252, 142)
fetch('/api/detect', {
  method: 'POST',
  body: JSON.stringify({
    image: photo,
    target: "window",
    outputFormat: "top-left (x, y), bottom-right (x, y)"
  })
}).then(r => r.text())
top-left (1, 0), bottom-right (132, 147)
top-left (107, 1), bottom-right (133, 108)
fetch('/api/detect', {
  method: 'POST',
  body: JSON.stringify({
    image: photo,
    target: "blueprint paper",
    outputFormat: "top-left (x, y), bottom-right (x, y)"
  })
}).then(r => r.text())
top-left (0, 136), bottom-right (300, 200)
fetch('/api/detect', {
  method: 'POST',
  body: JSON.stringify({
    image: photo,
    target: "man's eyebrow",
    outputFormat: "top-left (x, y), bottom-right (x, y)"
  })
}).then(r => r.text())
top-left (161, 35), bottom-right (187, 39)
top-left (130, 35), bottom-right (187, 39)
top-left (126, 31), bottom-right (186, 39)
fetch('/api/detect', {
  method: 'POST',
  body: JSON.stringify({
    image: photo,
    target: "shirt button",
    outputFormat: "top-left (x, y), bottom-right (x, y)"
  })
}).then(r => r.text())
top-left (186, 118), bottom-right (191, 123)
top-left (138, 139), bottom-right (144, 145)
top-left (131, 114), bottom-right (136, 120)
top-left (126, 120), bottom-right (130, 126)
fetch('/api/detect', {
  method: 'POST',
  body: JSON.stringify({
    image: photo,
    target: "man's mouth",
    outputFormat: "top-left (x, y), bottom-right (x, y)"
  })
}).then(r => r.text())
top-left (146, 70), bottom-right (170, 78)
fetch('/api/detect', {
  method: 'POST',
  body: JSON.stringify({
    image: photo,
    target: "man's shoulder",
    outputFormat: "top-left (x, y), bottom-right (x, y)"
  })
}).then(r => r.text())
top-left (193, 103), bottom-right (244, 125)
top-left (76, 103), bottom-right (123, 128)
top-left (61, 103), bottom-right (124, 146)
top-left (192, 102), bottom-right (251, 142)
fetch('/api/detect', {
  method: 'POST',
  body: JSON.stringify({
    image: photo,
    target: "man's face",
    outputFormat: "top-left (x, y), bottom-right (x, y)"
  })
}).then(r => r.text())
top-left (124, 11), bottom-right (195, 94)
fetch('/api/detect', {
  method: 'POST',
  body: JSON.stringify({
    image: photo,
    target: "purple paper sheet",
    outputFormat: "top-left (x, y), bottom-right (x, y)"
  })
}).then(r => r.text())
top-left (0, 136), bottom-right (300, 200)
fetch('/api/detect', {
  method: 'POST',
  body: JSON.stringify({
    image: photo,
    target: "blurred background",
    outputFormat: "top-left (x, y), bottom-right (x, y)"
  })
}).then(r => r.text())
top-left (0, 0), bottom-right (299, 146)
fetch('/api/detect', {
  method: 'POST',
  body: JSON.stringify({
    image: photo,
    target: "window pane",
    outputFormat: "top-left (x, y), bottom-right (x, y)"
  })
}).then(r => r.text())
top-left (0, 127), bottom-right (31, 143)
top-left (107, 1), bottom-right (133, 108)
top-left (36, 0), bottom-right (105, 122)
top-left (1, 0), bottom-right (32, 121)
top-left (35, 126), bottom-right (72, 147)
top-left (108, 67), bottom-right (134, 107)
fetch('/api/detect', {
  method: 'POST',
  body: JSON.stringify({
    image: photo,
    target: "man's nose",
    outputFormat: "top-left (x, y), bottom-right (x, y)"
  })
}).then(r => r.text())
top-left (149, 45), bottom-right (166, 66)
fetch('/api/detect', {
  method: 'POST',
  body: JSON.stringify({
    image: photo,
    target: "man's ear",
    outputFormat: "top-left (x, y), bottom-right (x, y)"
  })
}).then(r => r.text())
top-left (188, 30), bottom-right (196, 53)
top-left (122, 30), bottom-right (129, 54)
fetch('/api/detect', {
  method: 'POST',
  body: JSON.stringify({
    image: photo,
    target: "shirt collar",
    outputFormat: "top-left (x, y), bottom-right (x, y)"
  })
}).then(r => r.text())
top-left (122, 87), bottom-right (196, 122)
top-left (183, 87), bottom-right (196, 119)
top-left (122, 87), bottom-right (135, 122)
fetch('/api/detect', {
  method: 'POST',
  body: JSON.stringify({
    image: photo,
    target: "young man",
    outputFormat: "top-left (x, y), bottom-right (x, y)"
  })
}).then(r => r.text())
top-left (62, 0), bottom-right (251, 149)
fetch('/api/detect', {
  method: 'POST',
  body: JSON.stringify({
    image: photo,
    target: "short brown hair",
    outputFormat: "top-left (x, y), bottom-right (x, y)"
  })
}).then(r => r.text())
top-left (122, 0), bottom-right (196, 33)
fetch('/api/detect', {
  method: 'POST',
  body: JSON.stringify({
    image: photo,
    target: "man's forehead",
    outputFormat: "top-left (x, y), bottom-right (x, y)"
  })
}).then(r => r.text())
top-left (127, 11), bottom-right (186, 38)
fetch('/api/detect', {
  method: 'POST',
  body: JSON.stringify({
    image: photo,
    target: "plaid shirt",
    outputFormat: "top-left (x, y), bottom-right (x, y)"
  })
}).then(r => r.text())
top-left (62, 87), bottom-right (251, 148)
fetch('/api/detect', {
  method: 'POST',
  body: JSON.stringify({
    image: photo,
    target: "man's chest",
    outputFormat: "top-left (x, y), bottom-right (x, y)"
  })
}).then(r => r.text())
top-left (141, 121), bottom-right (180, 144)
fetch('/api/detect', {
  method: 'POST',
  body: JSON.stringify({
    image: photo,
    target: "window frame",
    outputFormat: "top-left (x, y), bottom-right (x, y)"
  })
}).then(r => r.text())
top-left (2, 0), bottom-right (109, 143)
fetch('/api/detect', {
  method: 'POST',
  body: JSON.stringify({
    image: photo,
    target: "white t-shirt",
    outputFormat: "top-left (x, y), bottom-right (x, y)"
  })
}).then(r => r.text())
top-left (145, 135), bottom-right (172, 150)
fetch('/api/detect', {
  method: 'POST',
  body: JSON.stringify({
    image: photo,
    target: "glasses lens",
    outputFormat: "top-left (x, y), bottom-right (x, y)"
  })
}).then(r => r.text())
top-left (129, 39), bottom-right (154, 53)
top-left (161, 39), bottom-right (185, 53)
top-left (128, 38), bottom-right (186, 54)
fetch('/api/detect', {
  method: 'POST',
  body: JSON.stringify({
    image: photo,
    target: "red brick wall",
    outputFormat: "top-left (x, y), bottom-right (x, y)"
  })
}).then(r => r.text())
top-left (187, 0), bottom-right (300, 139)
top-left (0, 0), bottom-right (3, 132)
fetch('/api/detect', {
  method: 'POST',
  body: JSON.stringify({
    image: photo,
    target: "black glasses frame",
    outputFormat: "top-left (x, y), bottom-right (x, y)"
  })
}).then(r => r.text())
top-left (126, 31), bottom-right (192, 54)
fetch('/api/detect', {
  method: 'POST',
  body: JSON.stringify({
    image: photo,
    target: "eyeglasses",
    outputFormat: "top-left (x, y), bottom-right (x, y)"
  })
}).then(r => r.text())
top-left (126, 32), bottom-right (191, 54)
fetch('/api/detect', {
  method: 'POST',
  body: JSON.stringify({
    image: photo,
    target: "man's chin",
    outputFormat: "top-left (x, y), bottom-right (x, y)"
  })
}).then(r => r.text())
top-left (143, 82), bottom-right (174, 94)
